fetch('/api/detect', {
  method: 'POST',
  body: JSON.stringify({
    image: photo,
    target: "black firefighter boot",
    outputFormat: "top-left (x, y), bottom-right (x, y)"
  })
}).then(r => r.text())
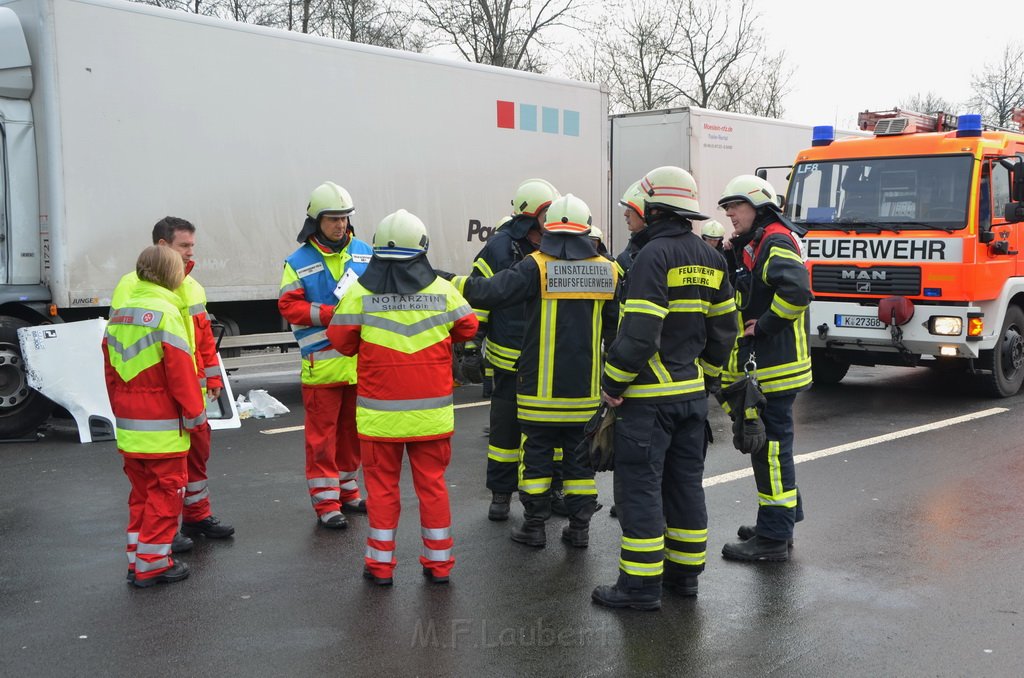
top-left (737, 524), bottom-right (794, 548)
top-left (488, 492), bottom-right (513, 522)
top-left (511, 494), bottom-right (550, 547)
top-left (722, 534), bottom-right (790, 562)
top-left (560, 499), bottom-right (597, 548)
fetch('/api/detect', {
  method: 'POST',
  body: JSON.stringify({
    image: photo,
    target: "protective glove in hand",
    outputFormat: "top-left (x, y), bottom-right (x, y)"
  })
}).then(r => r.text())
top-left (715, 377), bottom-right (767, 455)
top-left (576, 404), bottom-right (616, 472)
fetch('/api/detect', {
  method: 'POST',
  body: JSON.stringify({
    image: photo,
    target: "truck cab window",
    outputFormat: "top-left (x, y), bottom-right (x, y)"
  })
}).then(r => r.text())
top-left (991, 160), bottom-right (1011, 224)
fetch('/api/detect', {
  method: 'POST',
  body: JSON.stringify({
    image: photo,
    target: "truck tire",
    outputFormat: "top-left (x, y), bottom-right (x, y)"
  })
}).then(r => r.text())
top-left (980, 305), bottom-right (1024, 397)
top-left (0, 316), bottom-right (54, 438)
top-left (811, 348), bottom-right (851, 385)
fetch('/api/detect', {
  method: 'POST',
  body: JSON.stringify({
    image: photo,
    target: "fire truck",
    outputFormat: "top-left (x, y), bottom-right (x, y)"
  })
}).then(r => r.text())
top-left (785, 108), bottom-right (1024, 396)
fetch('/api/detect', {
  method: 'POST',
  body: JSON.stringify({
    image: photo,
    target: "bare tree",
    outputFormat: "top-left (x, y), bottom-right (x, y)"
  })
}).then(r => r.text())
top-left (419, 0), bottom-right (578, 71)
top-left (320, 0), bottom-right (423, 49)
top-left (970, 43), bottom-right (1024, 127)
top-left (898, 91), bottom-right (959, 115)
top-left (568, 1), bottom-right (685, 112)
top-left (569, 0), bottom-right (790, 117)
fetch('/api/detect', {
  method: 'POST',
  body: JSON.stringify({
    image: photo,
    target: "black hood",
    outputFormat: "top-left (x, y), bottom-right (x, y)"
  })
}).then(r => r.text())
top-left (538, 233), bottom-right (599, 260)
top-left (359, 253), bottom-right (437, 295)
top-left (503, 214), bottom-right (541, 240)
top-left (644, 214), bottom-right (695, 240)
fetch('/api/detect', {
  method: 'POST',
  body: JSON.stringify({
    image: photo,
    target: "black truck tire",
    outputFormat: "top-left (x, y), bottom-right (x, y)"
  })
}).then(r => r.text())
top-left (979, 305), bottom-right (1024, 397)
top-left (0, 316), bottom-right (54, 437)
top-left (811, 348), bottom-right (851, 385)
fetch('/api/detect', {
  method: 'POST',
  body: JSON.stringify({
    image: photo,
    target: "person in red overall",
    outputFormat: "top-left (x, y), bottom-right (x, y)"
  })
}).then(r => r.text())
top-left (328, 209), bottom-right (478, 585)
top-left (104, 246), bottom-right (208, 587)
top-left (279, 183), bottom-right (374, 528)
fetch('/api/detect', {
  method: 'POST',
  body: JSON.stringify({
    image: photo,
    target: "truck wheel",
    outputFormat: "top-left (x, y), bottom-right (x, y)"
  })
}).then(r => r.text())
top-left (980, 305), bottom-right (1024, 397)
top-left (811, 348), bottom-right (850, 385)
top-left (0, 317), bottom-right (54, 437)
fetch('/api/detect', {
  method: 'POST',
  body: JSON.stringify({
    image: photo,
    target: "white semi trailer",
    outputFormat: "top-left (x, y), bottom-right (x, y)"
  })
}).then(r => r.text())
top-left (609, 107), bottom-right (864, 246)
top-left (0, 0), bottom-right (609, 436)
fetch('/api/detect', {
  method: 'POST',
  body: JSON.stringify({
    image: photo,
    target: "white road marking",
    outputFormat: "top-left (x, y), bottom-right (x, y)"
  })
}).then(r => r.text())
top-left (703, 406), bottom-right (1009, 488)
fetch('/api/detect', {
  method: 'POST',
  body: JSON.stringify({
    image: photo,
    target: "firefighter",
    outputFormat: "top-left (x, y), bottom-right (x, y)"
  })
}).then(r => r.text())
top-left (450, 194), bottom-right (619, 548)
top-left (592, 166), bottom-right (737, 611)
top-left (327, 209), bottom-right (478, 585)
top-left (701, 220), bottom-right (727, 253)
top-left (105, 246), bottom-right (208, 587)
top-left (718, 175), bottom-right (811, 562)
top-left (470, 178), bottom-right (560, 522)
top-left (111, 217), bottom-right (234, 550)
top-left (279, 182), bottom-right (373, 529)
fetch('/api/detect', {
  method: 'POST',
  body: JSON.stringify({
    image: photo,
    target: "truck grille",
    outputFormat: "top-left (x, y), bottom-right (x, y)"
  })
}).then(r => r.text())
top-left (811, 265), bottom-right (921, 296)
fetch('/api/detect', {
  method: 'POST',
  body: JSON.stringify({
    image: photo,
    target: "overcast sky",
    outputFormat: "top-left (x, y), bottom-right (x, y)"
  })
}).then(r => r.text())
top-left (761, 0), bottom-right (1023, 129)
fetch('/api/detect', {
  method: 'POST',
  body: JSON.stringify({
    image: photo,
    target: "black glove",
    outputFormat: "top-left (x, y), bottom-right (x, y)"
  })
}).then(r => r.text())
top-left (704, 374), bottom-right (721, 396)
top-left (460, 346), bottom-right (483, 383)
top-left (577, 404), bottom-right (616, 472)
top-left (434, 269), bottom-right (456, 281)
top-left (716, 376), bottom-right (767, 455)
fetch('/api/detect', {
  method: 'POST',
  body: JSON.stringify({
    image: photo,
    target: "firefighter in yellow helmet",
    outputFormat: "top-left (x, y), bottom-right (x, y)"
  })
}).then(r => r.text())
top-left (279, 182), bottom-right (374, 529)
top-left (447, 194), bottom-right (619, 548)
top-left (592, 166), bottom-right (737, 610)
top-left (718, 174), bottom-right (810, 563)
top-left (469, 179), bottom-right (560, 522)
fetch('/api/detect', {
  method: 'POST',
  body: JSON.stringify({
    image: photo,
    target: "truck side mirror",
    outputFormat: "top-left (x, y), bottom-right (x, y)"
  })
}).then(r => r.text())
top-left (1005, 203), bottom-right (1024, 223)
top-left (756, 168), bottom-right (768, 180)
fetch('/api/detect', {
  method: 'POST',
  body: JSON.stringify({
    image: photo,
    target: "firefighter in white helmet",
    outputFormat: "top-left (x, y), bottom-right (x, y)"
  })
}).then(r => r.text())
top-left (279, 182), bottom-right (374, 529)
top-left (717, 174), bottom-right (810, 563)
top-left (592, 166), bottom-right (738, 611)
top-left (468, 179), bottom-right (560, 522)
top-left (446, 194), bottom-right (619, 548)
top-left (328, 209), bottom-right (478, 585)
top-left (701, 220), bottom-right (727, 253)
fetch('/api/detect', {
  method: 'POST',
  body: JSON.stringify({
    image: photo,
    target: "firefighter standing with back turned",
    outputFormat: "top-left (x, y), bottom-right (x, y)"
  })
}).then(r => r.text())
top-left (592, 166), bottom-right (737, 611)
top-left (451, 195), bottom-right (618, 548)
top-left (718, 175), bottom-right (811, 562)
top-left (327, 209), bottom-right (478, 585)
top-left (279, 182), bottom-right (373, 529)
top-left (470, 179), bottom-right (560, 521)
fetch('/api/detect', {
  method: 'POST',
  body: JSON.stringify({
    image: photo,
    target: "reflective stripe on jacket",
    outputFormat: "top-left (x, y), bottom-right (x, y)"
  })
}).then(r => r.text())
top-left (327, 276), bottom-right (478, 440)
top-left (104, 281), bottom-right (206, 457)
top-left (456, 251), bottom-right (619, 425)
top-left (280, 238), bottom-right (372, 386)
top-left (722, 222), bottom-right (812, 395)
top-left (602, 219), bottom-right (738, 403)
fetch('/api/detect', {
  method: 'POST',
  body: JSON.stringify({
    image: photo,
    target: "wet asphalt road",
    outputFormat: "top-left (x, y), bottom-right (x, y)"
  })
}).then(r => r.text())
top-left (1, 366), bottom-right (1023, 677)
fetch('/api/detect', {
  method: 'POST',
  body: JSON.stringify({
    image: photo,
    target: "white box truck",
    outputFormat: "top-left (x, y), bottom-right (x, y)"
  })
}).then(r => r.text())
top-left (0, 0), bottom-right (608, 437)
top-left (608, 107), bottom-right (864, 247)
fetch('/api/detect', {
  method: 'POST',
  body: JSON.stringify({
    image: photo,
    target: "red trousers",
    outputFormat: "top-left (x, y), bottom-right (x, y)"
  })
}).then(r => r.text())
top-left (302, 384), bottom-right (362, 519)
top-left (183, 422), bottom-right (212, 522)
top-left (362, 437), bottom-right (454, 578)
top-left (123, 455), bottom-right (187, 581)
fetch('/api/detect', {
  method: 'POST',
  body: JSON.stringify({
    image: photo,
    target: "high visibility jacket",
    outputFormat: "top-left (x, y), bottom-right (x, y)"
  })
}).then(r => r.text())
top-left (722, 221), bottom-right (813, 396)
top-left (455, 251), bottom-right (619, 425)
top-left (469, 227), bottom-right (536, 373)
top-left (602, 219), bottom-right (738, 403)
top-left (112, 266), bottom-right (222, 393)
top-left (104, 280), bottom-right (207, 457)
top-left (279, 237), bottom-right (373, 386)
top-left (327, 276), bottom-right (478, 441)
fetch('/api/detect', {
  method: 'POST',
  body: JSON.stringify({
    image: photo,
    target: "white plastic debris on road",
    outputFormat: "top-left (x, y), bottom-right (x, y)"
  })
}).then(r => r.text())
top-left (237, 390), bottom-right (290, 419)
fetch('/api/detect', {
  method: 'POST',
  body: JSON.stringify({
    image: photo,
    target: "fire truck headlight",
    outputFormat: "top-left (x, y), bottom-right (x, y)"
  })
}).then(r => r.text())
top-left (929, 316), bottom-right (963, 336)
